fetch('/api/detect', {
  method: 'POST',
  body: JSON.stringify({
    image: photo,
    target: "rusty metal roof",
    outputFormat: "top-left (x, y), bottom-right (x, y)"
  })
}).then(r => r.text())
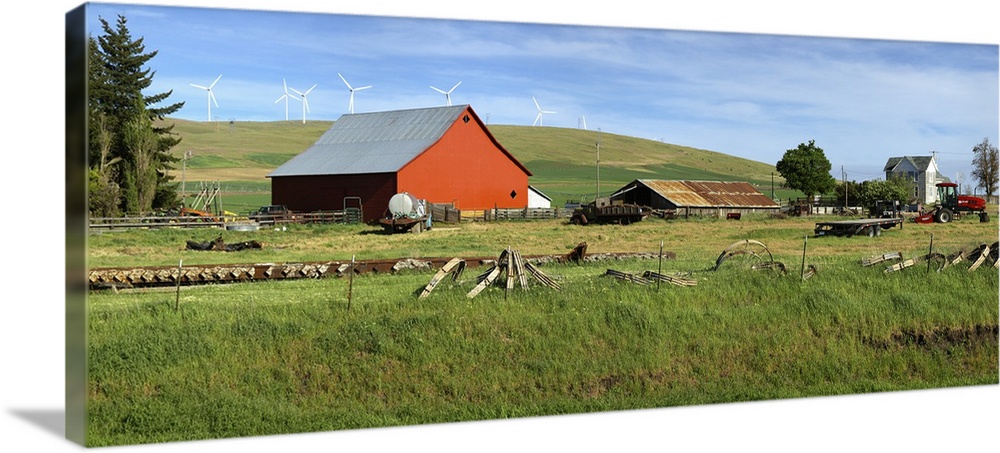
top-left (631, 179), bottom-right (779, 208)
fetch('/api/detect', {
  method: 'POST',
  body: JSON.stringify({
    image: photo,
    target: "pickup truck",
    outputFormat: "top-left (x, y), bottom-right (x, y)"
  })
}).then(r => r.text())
top-left (249, 205), bottom-right (296, 223)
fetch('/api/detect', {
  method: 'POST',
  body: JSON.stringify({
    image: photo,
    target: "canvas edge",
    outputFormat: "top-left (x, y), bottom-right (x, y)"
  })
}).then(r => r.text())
top-left (65, 2), bottom-right (89, 447)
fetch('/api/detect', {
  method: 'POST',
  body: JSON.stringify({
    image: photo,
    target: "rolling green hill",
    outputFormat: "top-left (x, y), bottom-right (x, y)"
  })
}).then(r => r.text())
top-left (156, 118), bottom-right (791, 208)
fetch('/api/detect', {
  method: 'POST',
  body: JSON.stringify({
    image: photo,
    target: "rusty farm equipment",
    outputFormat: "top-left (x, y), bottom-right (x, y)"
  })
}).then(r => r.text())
top-left (713, 239), bottom-right (777, 271)
top-left (875, 241), bottom-right (998, 273)
top-left (570, 199), bottom-right (647, 226)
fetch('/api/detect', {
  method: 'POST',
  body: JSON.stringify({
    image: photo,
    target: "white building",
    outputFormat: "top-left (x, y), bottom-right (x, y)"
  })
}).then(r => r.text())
top-left (527, 185), bottom-right (552, 209)
top-left (883, 155), bottom-right (950, 205)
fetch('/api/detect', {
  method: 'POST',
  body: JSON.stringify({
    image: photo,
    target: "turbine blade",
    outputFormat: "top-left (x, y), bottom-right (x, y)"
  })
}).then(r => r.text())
top-left (304, 98), bottom-right (310, 113)
top-left (449, 81), bottom-right (462, 92)
top-left (289, 87), bottom-right (303, 96)
top-left (304, 84), bottom-right (317, 95)
top-left (431, 86), bottom-right (447, 94)
top-left (210, 91), bottom-right (219, 107)
top-left (275, 94), bottom-right (286, 104)
top-left (533, 97), bottom-right (541, 111)
top-left (209, 74), bottom-right (222, 89)
top-left (190, 83), bottom-right (208, 90)
top-left (338, 73), bottom-right (353, 90)
top-left (356, 85), bottom-right (372, 91)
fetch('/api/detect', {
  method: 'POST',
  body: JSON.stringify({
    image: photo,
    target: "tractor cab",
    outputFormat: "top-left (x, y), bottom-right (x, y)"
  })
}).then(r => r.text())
top-left (937, 183), bottom-right (959, 209)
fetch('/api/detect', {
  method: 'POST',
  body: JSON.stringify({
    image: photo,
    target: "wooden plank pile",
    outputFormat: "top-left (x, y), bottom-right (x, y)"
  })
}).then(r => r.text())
top-left (604, 269), bottom-right (697, 287)
top-left (467, 248), bottom-right (562, 298)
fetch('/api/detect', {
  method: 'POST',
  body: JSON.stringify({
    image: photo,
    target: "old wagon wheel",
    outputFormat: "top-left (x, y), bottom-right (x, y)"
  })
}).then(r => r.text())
top-left (714, 239), bottom-right (774, 271)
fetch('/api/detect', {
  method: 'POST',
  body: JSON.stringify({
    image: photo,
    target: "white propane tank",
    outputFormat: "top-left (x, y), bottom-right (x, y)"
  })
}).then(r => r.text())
top-left (388, 192), bottom-right (424, 219)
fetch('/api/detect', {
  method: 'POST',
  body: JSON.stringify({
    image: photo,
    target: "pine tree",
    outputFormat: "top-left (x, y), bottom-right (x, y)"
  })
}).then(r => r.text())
top-left (88, 14), bottom-right (184, 214)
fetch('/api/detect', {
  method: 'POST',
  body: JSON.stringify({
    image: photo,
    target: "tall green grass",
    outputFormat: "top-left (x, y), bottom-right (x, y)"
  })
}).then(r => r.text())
top-left (86, 253), bottom-right (998, 446)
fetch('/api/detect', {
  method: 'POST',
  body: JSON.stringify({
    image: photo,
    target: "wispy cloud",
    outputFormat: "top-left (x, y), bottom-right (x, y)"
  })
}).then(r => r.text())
top-left (84, 2), bottom-right (997, 181)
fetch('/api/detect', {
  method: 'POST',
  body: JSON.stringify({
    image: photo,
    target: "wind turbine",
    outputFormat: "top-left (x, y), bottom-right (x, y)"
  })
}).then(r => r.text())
top-left (190, 74), bottom-right (222, 121)
top-left (289, 84), bottom-right (317, 124)
top-left (274, 78), bottom-right (300, 122)
top-left (338, 73), bottom-right (371, 114)
top-left (430, 81), bottom-right (462, 106)
top-left (532, 96), bottom-right (555, 127)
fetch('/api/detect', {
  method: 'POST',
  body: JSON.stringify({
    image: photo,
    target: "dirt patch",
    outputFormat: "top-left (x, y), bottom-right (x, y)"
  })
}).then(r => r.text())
top-left (867, 324), bottom-right (999, 352)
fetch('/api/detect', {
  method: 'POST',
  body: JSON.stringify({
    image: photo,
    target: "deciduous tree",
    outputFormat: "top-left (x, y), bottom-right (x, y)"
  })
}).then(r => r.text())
top-left (856, 175), bottom-right (911, 215)
top-left (775, 140), bottom-right (837, 201)
top-left (971, 137), bottom-right (998, 198)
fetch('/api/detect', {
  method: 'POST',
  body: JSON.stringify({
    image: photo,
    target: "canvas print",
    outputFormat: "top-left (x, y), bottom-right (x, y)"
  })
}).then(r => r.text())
top-left (67, 1), bottom-right (999, 448)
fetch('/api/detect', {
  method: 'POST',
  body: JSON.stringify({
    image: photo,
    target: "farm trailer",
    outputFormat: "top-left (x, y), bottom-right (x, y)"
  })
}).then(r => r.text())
top-left (814, 217), bottom-right (904, 237)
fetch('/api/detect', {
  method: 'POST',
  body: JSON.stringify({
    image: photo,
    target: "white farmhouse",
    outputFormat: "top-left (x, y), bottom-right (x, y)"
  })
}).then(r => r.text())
top-left (883, 155), bottom-right (950, 205)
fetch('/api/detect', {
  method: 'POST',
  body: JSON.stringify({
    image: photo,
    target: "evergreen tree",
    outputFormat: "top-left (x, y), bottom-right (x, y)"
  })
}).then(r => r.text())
top-left (88, 14), bottom-right (184, 214)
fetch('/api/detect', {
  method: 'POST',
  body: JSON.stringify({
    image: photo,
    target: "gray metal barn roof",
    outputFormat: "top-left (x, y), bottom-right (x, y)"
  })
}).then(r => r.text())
top-left (268, 105), bottom-right (471, 177)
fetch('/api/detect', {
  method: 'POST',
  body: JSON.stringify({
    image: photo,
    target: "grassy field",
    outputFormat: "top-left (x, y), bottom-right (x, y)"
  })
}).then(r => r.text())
top-left (158, 118), bottom-right (799, 212)
top-left (85, 213), bottom-right (999, 447)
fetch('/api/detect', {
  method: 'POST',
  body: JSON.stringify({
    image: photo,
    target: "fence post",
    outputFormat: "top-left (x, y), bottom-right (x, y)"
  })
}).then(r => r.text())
top-left (800, 235), bottom-right (808, 281)
top-left (174, 260), bottom-right (183, 311)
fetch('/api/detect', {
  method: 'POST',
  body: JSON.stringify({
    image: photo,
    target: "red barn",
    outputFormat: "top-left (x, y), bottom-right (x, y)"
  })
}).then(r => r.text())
top-left (268, 105), bottom-right (532, 222)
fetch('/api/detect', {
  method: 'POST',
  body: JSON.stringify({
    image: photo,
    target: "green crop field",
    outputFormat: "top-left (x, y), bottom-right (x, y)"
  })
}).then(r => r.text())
top-left (85, 213), bottom-right (999, 447)
top-left (158, 118), bottom-right (800, 212)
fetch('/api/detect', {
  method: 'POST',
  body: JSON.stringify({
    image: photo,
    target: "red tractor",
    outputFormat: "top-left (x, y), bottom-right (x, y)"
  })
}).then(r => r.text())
top-left (915, 182), bottom-right (990, 224)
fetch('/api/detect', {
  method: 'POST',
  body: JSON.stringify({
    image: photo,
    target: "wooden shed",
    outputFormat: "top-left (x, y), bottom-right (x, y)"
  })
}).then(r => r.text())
top-left (268, 105), bottom-right (532, 222)
top-left (610, 179), bottom-right (780, 218)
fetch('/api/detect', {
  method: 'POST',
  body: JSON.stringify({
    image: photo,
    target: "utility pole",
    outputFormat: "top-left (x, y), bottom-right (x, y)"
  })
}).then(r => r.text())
top-left (595, 128), bottom-right (602, 206)
top-left (842, 166), bottom-right (847, 212)
top-left (181, 150), bottom-right (193, 207)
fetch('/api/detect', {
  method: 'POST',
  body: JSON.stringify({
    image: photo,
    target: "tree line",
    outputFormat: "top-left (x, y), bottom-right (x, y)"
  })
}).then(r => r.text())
top-left (776, 138), bottom-right (999, 214)
top-left (88, 14), bottom-right (183, 217)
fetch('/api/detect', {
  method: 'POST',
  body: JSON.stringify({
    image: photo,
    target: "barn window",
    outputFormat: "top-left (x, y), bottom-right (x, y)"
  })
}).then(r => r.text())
top-left (510, 190), bottom-right (517, 199)
top-left (463, 115), bottom-right (470, 123)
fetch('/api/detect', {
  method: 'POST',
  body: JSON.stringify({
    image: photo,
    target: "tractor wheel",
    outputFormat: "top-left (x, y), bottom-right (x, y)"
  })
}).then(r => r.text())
top-left (865, 226), bottom-right (875, 237)
top-left (980, 212), bottom-right (990, 223)
top-left (935, 208), bottom-right (953, 223)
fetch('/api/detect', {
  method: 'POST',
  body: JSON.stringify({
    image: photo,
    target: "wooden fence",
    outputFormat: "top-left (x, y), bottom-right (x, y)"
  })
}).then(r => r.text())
top-left (89, 209), bottom-right (363, 231)
top-left (425, 203), bottom-right (569, 223)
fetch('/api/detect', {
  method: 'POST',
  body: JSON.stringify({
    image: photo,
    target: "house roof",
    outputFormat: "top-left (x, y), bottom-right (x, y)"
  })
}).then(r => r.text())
top-left (884, 156), bottom-right (935, 172)
top-left (615, 179), bottom-right (780, 208)
top-left (268, 105), bottom-right (529, 177)
top-left (528, 185), bottom-right (552, 201)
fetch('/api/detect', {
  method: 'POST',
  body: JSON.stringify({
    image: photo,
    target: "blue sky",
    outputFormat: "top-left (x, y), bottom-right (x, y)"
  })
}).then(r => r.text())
top-left (82, 2), bottom-right (998, 186)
